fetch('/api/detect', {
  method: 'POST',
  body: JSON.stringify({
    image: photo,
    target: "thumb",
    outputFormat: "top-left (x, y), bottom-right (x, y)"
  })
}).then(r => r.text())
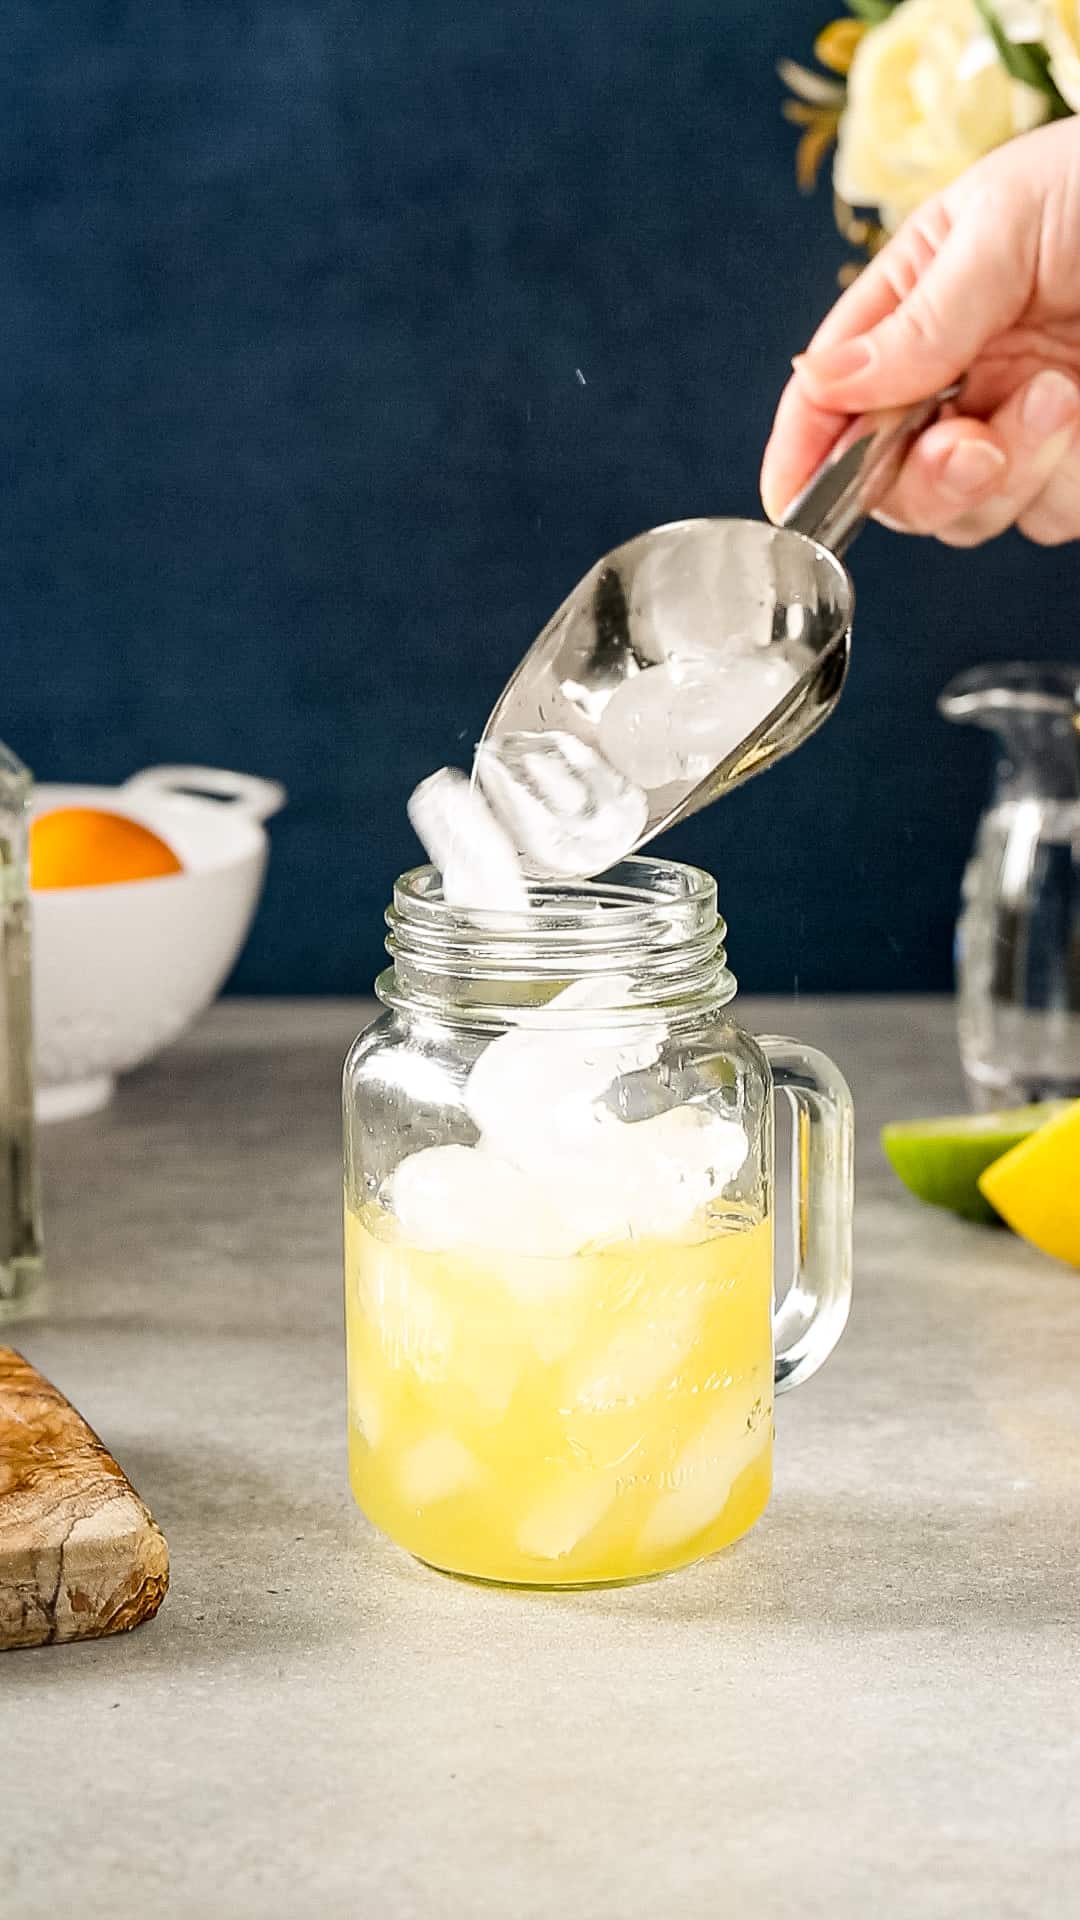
top-left (793, 205), bottom-right (1027, 410)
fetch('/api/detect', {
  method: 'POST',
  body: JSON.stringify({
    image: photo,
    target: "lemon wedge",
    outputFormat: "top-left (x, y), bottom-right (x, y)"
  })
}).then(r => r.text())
top-left (978, 1098), bottom-right (1080, 1266)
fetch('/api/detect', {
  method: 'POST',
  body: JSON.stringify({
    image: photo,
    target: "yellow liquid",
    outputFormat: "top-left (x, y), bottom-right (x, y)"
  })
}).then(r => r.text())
top-left (345, 1201), bottom-right (773, 1586)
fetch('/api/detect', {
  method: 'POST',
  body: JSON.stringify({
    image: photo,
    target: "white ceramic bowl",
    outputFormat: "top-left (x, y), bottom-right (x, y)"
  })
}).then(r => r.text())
top-left (32, 766), bottom-right (286, 1121)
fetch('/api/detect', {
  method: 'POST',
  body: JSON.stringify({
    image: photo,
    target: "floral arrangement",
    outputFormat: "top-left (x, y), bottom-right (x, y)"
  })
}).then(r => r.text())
top-left (782, 1), bottom-right (1078, 272)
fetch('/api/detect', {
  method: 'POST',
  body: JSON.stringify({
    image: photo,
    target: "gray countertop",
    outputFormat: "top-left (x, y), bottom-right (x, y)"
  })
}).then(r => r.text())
top-left (8, 999), bottom-right (1080, 1919)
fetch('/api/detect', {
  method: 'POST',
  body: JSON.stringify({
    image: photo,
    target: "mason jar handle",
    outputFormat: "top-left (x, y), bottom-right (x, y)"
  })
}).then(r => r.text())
top-left (759, 1035), bottom-right (854, 1393)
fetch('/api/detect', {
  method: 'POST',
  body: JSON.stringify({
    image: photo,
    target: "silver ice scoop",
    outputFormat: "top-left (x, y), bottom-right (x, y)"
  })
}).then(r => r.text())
top-left (477, 391), bottom-right (957, 877)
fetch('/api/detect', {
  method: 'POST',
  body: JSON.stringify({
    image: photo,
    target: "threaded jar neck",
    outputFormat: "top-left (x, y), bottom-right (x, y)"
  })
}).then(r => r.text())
top-left (379, 856), bottom-right (736, 1029)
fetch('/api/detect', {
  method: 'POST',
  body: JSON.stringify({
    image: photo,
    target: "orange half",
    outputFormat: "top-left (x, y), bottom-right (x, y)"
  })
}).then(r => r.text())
top-left (30, 807), bottom-right (184, 890)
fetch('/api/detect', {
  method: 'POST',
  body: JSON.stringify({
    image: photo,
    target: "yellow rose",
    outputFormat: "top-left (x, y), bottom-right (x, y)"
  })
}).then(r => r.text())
top-left (835, 0), bottom-right (1050, 230)
top-left (1043, 1), bottom-right (1080, 110)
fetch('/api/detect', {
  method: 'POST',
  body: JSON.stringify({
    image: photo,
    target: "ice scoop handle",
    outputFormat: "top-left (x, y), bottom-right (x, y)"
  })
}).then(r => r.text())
top-left (778, 385), bottom-right (962, 556)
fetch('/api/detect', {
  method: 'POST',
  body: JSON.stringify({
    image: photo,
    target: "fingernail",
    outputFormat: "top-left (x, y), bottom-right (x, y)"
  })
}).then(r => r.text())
top-left (940, 440), bottom-right (1007, 499)
top-left (1021, 369), bottom-right (1080, 438)
top-left (794, 338), bottom-right (874, 384)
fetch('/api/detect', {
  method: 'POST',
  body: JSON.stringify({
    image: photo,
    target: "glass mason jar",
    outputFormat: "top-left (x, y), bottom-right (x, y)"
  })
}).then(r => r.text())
top-left (343, 857), bottom-right (853, 1588)
top-left (0, 740), bottom-right (42, 1318)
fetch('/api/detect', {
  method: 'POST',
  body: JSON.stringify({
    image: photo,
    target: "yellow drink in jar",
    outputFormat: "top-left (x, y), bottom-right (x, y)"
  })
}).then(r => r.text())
top-left (345, 1199), bottom-right (773, 1585)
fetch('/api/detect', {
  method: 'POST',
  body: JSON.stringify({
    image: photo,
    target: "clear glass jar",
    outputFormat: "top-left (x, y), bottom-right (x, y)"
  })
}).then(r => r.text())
top-left (0, 741), bottom-right (42, 1318)
top-left (343, 857), bottom-right (853, 1587)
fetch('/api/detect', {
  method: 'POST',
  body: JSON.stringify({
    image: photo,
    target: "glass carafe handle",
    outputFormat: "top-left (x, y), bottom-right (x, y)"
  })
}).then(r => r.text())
top-left (759, 1036), bottom-right (854, 1393)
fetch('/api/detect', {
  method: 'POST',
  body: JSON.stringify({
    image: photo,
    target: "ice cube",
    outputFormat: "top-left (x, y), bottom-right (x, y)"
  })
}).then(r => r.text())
top-left (381, 1275), bottom-right (453, 1381)
top-left (623, 531), bottom-right (736, 665)
top-left (464, 985), bottom-right (663, 1186)
top-left (490, 1251), bottom-right (590, 1364)
top-left (516, 1474), bottom-right (616, 1560)
top-left (546, 974), bottom-right (666, 1074)
top-left (391, 1013), bottom-right (744, 1261)
top-left (385, 1276), bottom-right (452, 1381)
top-left (597, 664), bottom-right (692, 789)
top-left (620, 1107), bottom-right (749, 1237)
top-left (387, 1143), bottom-right (579, 1257)
top-left (475, 731), bottom-right (648, 877)
top-left (551, 1149), bottom-right (642, 1249)
top-left (637, 1105), bottom-right (748, 1183)
top-left (445, 1301), bottom-right (525, 1417)
top-left (480, 1082), bottom-right (624, 1197)
top-left (353, 1227), bottom-right (454, 1382)
top-left (637, 1404), bottom-right (768, 1554)
top-left (456, 1339), bottom-right (523, 1419)
top-left (467, 1029), bottom-right (635, 1159)
top-left (399, 1431), bottom-right (483, 1506)
top-left (348, 1368), bottom-right (384, 1449)
top-left (496, 1248), bottom-right (585, 1307)
top-left (629, 524), bottom-right (779, 664)
top-left (529, 1318), bottom-right (581, 1367)
top-left (564, 1280), bottom-right (705, 1411)
top-left (407, 767), bottom-right (529, 912)
top-left (598, 656), bottom-right (800, 791)
top-left (548, 1105), bottom-right (748, 1246)
top-left (695, 654), bottom-right (800, 758)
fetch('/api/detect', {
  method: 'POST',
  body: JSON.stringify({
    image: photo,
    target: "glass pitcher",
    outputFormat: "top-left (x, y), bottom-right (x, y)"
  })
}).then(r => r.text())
top-left (342, 857), bottom-right (853, 1588)
top-left (941, 663), bottom-right (1080, 1110)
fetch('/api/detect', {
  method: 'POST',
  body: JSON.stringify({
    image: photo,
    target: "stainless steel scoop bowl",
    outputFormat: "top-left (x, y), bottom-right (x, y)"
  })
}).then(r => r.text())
top-left (479, 391), bottom-right (957, 866)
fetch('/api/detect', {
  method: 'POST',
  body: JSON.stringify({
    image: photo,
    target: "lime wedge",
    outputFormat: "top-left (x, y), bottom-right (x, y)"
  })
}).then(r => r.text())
top-left (881, 1104), bottom-right (1071, 1224)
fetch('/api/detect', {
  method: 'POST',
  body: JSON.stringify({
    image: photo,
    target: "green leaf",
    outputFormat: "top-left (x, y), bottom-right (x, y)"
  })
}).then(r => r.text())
top-left (972, 0), bottom-right (1073, 112)
top-left (845, 0), bottom-right (897, 21)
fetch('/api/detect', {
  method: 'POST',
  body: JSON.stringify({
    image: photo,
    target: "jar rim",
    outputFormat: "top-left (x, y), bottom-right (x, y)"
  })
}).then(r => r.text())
top-left (381, 855), bottom-right (736, 1025)
top-left (391, 853), bottom-right (719, 937)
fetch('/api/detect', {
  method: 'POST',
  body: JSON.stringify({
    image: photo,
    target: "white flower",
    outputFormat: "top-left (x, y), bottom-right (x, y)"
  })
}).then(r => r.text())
top-left (994, 1), bottom-right (1052, 39)
top-left (835, 0), bottom-right (1051, 230)
top-left (1042, 0), bottom-right (1080, 110)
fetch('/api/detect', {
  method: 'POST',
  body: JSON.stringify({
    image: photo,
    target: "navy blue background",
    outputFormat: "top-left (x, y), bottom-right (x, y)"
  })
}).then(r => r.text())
top-left (4, 3), bottom-right (1075, 992)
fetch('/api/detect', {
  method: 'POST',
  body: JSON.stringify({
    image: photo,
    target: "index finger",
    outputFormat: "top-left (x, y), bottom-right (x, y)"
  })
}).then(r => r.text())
top-left (804, 236), bottom-right (909, 355)
top-left (760, 374), bottom-right (849, 524)
top-left (760, 229), bottom-right (915, 519)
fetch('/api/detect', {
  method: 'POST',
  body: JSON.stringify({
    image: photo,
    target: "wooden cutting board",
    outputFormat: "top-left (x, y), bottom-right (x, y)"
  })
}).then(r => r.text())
top-left (0, 1346), bottom-right (169, 1650)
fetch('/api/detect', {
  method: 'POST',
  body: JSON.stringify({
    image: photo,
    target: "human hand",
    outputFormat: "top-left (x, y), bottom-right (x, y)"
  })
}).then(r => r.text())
top-left (761, 117), bottom-right (1080, 547)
